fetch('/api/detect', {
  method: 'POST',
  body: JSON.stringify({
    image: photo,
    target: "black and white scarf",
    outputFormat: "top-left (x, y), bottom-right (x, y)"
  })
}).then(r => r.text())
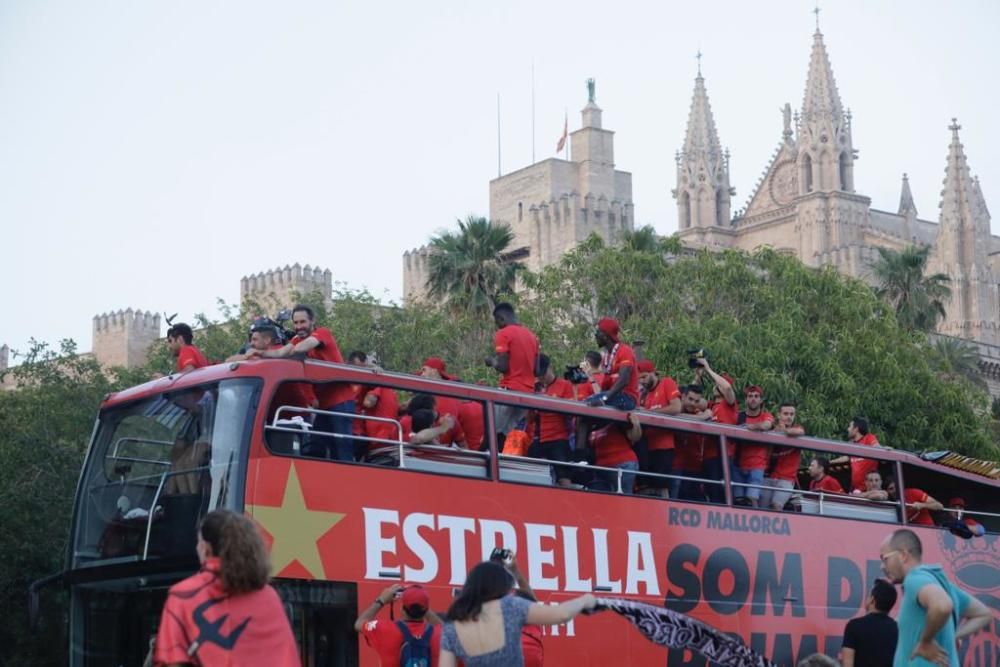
top-left (595, 598), bottom-right (777, 667)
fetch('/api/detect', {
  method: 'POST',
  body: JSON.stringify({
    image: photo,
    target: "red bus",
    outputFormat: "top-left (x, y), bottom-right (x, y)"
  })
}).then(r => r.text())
top-left (61, 358), bottom-right (1000, 666)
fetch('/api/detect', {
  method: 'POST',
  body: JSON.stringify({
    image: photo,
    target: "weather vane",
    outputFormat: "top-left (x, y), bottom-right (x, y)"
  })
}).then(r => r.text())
top-left (813, 2), bottom-right (821, 31)
top-left (696, 50), bottom-right (703, 76)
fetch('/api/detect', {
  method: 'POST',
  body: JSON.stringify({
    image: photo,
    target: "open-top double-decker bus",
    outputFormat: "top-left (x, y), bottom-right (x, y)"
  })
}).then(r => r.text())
top-left (58, 358), bottom-right (1000, 666)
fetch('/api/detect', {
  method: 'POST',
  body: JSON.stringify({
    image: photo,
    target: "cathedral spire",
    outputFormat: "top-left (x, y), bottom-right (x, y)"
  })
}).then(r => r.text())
top-left (939, 119), bottom-right (988, 237)
top-left (674, 63), bottom-right (732, 233)
top-left (898, 173), bottom-right (917, 217)
top-left (801, 30), bottom-right (844, 123)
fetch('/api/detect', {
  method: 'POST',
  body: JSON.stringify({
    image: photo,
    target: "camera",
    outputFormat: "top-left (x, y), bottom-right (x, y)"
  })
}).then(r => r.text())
top-left (489, 547), bottom-right (513, 564)
top-left (563, 365), bottom-right (589, 384)
top-left (248, 310), bottom-right (296, 346)
top-left (687, 348), bottom-right (708, 369)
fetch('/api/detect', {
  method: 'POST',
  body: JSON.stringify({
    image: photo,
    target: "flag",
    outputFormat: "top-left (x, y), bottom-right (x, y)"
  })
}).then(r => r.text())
top-left (594, 597), bottom-right (777, 667)
top-left (556, 114), bottom-right (568, 153)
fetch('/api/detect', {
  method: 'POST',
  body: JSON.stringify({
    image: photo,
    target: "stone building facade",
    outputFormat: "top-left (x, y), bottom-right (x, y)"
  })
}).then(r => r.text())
top-left (403, 82), bottom-right (634, 302)
top-left (91, 309), bottom-right (162, 369)
top-left (240, 263), bottom-right (333, 312)
top-left (675, 27), bottom-right (1000, 346)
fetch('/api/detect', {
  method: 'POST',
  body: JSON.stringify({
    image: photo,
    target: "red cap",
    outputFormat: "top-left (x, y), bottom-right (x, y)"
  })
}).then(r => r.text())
top-left (744, 384), bottom-right (764, 396)
top-left (637, 359), bottom-right (656, 373)
top-left (419, 357), bottom-right (454, 380)
top-left (401, 585), bottom-right (430, 611)
top-left (948, 497), bottom-right (966, 508)
top-left (596, 317), bottom-right (621, 342)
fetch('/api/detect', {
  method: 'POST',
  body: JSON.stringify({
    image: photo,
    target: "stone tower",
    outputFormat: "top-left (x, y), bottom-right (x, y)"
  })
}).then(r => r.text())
top-left (673, 62), bottom-right (735, 248)
top-left (928, 120), bottom-right (1000, 344)
top-left (92, 309), bottom-right (162, 368)
top-left (898, 173), bottom-right (919, 244)
top-left (0, 344), bottom-right (7, 372)
top-left (240, 264), bottom-right (333, 311)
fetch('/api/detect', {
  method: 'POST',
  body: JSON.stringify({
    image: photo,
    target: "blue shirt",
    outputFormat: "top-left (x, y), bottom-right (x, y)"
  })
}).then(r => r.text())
top-left (894, 564), bottom-right (972, 667)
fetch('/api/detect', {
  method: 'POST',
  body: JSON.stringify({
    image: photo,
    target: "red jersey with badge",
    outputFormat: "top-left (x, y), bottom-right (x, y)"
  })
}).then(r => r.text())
top-left (154, 558), bottom-right (300, 667)
top-left (600, 344), bottom-right (640, 403)
top-left (176, 345), bottom-right (209, 373)
top-left (360, 618), bottom-right (442, 667)
top-left (494, 324), bottom-right (539, 392)
top-left (591, 424), bottom-right (637, 467)
top-left (297, 327), bottom-right (354, 408)
top-left (737, 411), bottom-right (774, 470)
top-left (531, 378), bottom-right (575, 443)
top-left (768, 444), bottom-right (802, 482)
top-left (642, 378), bottom-right (681, 451)
top-left (849, 432), bottom-right (880, 491)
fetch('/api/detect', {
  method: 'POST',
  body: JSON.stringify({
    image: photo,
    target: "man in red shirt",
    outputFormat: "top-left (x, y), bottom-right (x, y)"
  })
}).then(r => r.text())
top-left (884, 477), bottom-right (943, 526)
top-left (760, 402), bottom-right (805, 510)
top-left (528, 354), bottom-right (575, 486)
top-left (252, 305), bottom-right (355, 461)
top-left (354, 584), bottom-right (442, 667)
top-left (637, 359), bottom-right (681, 498)
top-left (675, 384), bottom-right (709, 501)
top-left (575, 351), bottom-right (606, 401)
top-left (228, 323), bottom-right (317, 421)
top-left (166, 323), bottom-right (208, 374)
top-left (419, 356), bottom-right (457, 381)
top-left (590, 414), bottom-right (641, 494)
top-left (732, 384), bottom-right (774, 507)
top-left (834, 416), bottom-right (882, 492)
top-left (584, 318), bottom-right (639, 410)
top-left (401, 394), bottom-right (466, 447)
top-left (691, 360), bottom-right (738, 503)
top-left (485, 303), bottom-right (539, 436)
top-left (808, 456), bottom-right (845, 494)
top-left (457, 401), bottom-right (486, 453)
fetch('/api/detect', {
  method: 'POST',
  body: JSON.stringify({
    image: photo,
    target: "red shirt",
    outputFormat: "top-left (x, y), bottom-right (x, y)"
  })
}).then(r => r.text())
top-left (810, 475), bottom-right (844, 494)
top-left (674, 431), bottom-right (705, 472)
top-left (435, 395), bottom-right (463, 423)
top-left (738, 411), bottom-right (774, 470)
top-left (904, 488), bottom-right (935, 526)
top-left (768, 444), bottom-right (802, 482)
top-left (298, 327), bottom-right (354, 408)
top-left (575, 373), bottom-right (606, 401)
top-left (642, 378), bottom-right (681, 451)
top-left (176, 344), bottom-right (208, 372)
top-left (458, 402), bottom-right (485, 451)
top-left (850, 433), bottom-right (880, 491)
top-left (591, 424), bottom-right (637, 467)
top-left (359, 387), bottom-right (402, 446)
top-left (601, 344), bottom-right (640, 403)
top-left (154, 558), bottom-right (300, 667)
top-left (522, 624), bottom-right (544, 667)
top-left (360, 618), bottom-right (442, 667)
top-left (494, 324), bottom-right (539, 392)
top-left (703, 399), bottom-right (739, 459)
top-left (531, 378), bottom-right (575, 443)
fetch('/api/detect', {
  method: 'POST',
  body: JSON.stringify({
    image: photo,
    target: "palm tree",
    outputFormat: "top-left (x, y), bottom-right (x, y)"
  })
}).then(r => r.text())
top-left (426, 216), bottom-right (525, 312)
top-left (930, 336), bottom-right (986, 389)
top-left (870, 245), bottom-right (951, 332)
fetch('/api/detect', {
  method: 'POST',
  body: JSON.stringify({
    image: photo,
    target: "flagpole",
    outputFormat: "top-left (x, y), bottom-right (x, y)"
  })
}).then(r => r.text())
top-left (497, 93), bottom-right (502, 177)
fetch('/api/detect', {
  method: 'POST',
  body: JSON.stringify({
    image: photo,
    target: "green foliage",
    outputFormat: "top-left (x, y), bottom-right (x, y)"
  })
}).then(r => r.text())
top-left (870, 245), bottom-right (951, 332)
top-left (0, 340), bottom-right (139, 664)
top-left (929, 335), bottom-right (987, 390)
top-left (426, 216), bottom-right (524, 314)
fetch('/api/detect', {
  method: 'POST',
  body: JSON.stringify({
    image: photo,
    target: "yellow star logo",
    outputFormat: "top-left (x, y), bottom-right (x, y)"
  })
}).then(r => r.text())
top-left (248, 464), bottom-right (345, 579)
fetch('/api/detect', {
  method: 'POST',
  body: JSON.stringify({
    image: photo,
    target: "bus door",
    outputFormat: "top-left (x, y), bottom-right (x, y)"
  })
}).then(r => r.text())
top-left (276, 579), bottom-right (358, 667)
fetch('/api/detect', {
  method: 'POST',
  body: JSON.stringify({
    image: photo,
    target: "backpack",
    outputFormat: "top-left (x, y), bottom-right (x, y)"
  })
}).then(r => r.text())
top-left (396, 621), bottom-right (432, 667)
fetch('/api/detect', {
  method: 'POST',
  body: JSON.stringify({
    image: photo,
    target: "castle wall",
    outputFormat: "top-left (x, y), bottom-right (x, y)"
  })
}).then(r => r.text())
top-left (240, 264), bottom-right (332, 312)
top-left (92, 309), bottom-right (162, 369)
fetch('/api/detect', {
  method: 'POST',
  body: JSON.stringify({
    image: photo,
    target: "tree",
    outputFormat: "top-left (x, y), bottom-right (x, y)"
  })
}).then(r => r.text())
top-left (930, 335), bottom-right (986, 389)
top-left (426, 216), bottom-right (524, 313)
top-left (870, 245), bottom-right (951, 332)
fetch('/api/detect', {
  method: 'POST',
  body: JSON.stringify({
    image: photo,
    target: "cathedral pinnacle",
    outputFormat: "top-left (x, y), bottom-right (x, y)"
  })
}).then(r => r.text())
top-left (801, 29), bottom-right (844, 124)
top-left (681, 66), bottom-right (723, 166)
top-left (939, 118), bottom-right (984, 234)
top-left (898, 173), bottom-right (917, 217)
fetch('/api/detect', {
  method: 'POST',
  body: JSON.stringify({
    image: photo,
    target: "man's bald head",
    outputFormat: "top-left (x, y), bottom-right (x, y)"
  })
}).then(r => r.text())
top-left (888, 528), bottom-right (922, 559)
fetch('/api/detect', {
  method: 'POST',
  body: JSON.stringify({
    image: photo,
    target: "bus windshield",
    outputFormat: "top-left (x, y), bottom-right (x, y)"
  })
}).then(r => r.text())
top-left (71, 378), bottom-right (259, 568)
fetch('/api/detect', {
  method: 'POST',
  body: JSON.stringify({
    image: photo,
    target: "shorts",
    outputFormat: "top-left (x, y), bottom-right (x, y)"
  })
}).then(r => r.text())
top-left (760, 478), bottom-right (795, 509)
top-left (647, 449), bottom-right (674, 490)
top-left (539, 439), bottom-right (572, 482)
top-left (731, 467), bottom-right (765, 500)
top-left (494, 403), bottom-right (527, 435)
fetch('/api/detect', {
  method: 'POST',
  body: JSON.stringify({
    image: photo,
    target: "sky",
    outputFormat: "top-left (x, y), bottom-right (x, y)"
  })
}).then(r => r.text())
top-left (1, 0), bottom-right (998, 361)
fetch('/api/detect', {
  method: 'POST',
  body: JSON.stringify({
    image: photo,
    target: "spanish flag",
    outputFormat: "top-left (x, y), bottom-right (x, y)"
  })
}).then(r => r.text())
top-left (556, 113), bottom-right (568, 153)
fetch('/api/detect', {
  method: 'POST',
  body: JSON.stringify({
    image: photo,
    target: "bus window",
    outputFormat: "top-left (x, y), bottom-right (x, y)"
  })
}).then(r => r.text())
top-left (72, 379), bottom-right (257, 566)
top-left (264, 382), bottom-right (490, 479)
top-left (796, 450), bottom-right (898, 524)
top-left (895, 462), bottom-right (1000, 534)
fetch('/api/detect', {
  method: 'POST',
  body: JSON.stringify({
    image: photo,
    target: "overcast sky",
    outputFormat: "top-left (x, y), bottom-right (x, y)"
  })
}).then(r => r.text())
top-left (1, 0), bottom-right (997, 360)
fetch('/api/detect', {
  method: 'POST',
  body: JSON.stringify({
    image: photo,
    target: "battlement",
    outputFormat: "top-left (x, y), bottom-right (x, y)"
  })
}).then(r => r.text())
top-left (240, 263), bottom-right (333, 308)
top-left (402, 246), bottom-right (434, 304)
top-left (0, 344), bottom-right (8, 372)
top-left (91, 308), bottom-right (162, 369)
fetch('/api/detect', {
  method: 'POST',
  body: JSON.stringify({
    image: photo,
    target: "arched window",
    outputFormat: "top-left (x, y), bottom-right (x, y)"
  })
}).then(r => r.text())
top-left (679, 191), bottom-right (691, 229)
top-left (801, 154), bottom-right (813, 193)
top-left (838, 152), bottom-right (850, 192)
top-left (518, 202), bottom-right (523, 222)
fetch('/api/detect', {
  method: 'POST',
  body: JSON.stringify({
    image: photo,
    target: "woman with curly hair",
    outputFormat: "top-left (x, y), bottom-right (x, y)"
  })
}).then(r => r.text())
top-left (153, 509), bottom-right (300, 666)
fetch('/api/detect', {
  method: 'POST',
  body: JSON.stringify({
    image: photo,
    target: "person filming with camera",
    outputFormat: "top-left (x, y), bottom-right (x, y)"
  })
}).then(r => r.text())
top-left (355, 583), bottom-right (442, 667)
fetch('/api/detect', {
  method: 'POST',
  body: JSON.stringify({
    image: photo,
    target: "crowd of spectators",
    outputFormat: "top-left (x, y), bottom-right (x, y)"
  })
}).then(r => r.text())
top-left (165, 305), bottom-right (986, 530)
